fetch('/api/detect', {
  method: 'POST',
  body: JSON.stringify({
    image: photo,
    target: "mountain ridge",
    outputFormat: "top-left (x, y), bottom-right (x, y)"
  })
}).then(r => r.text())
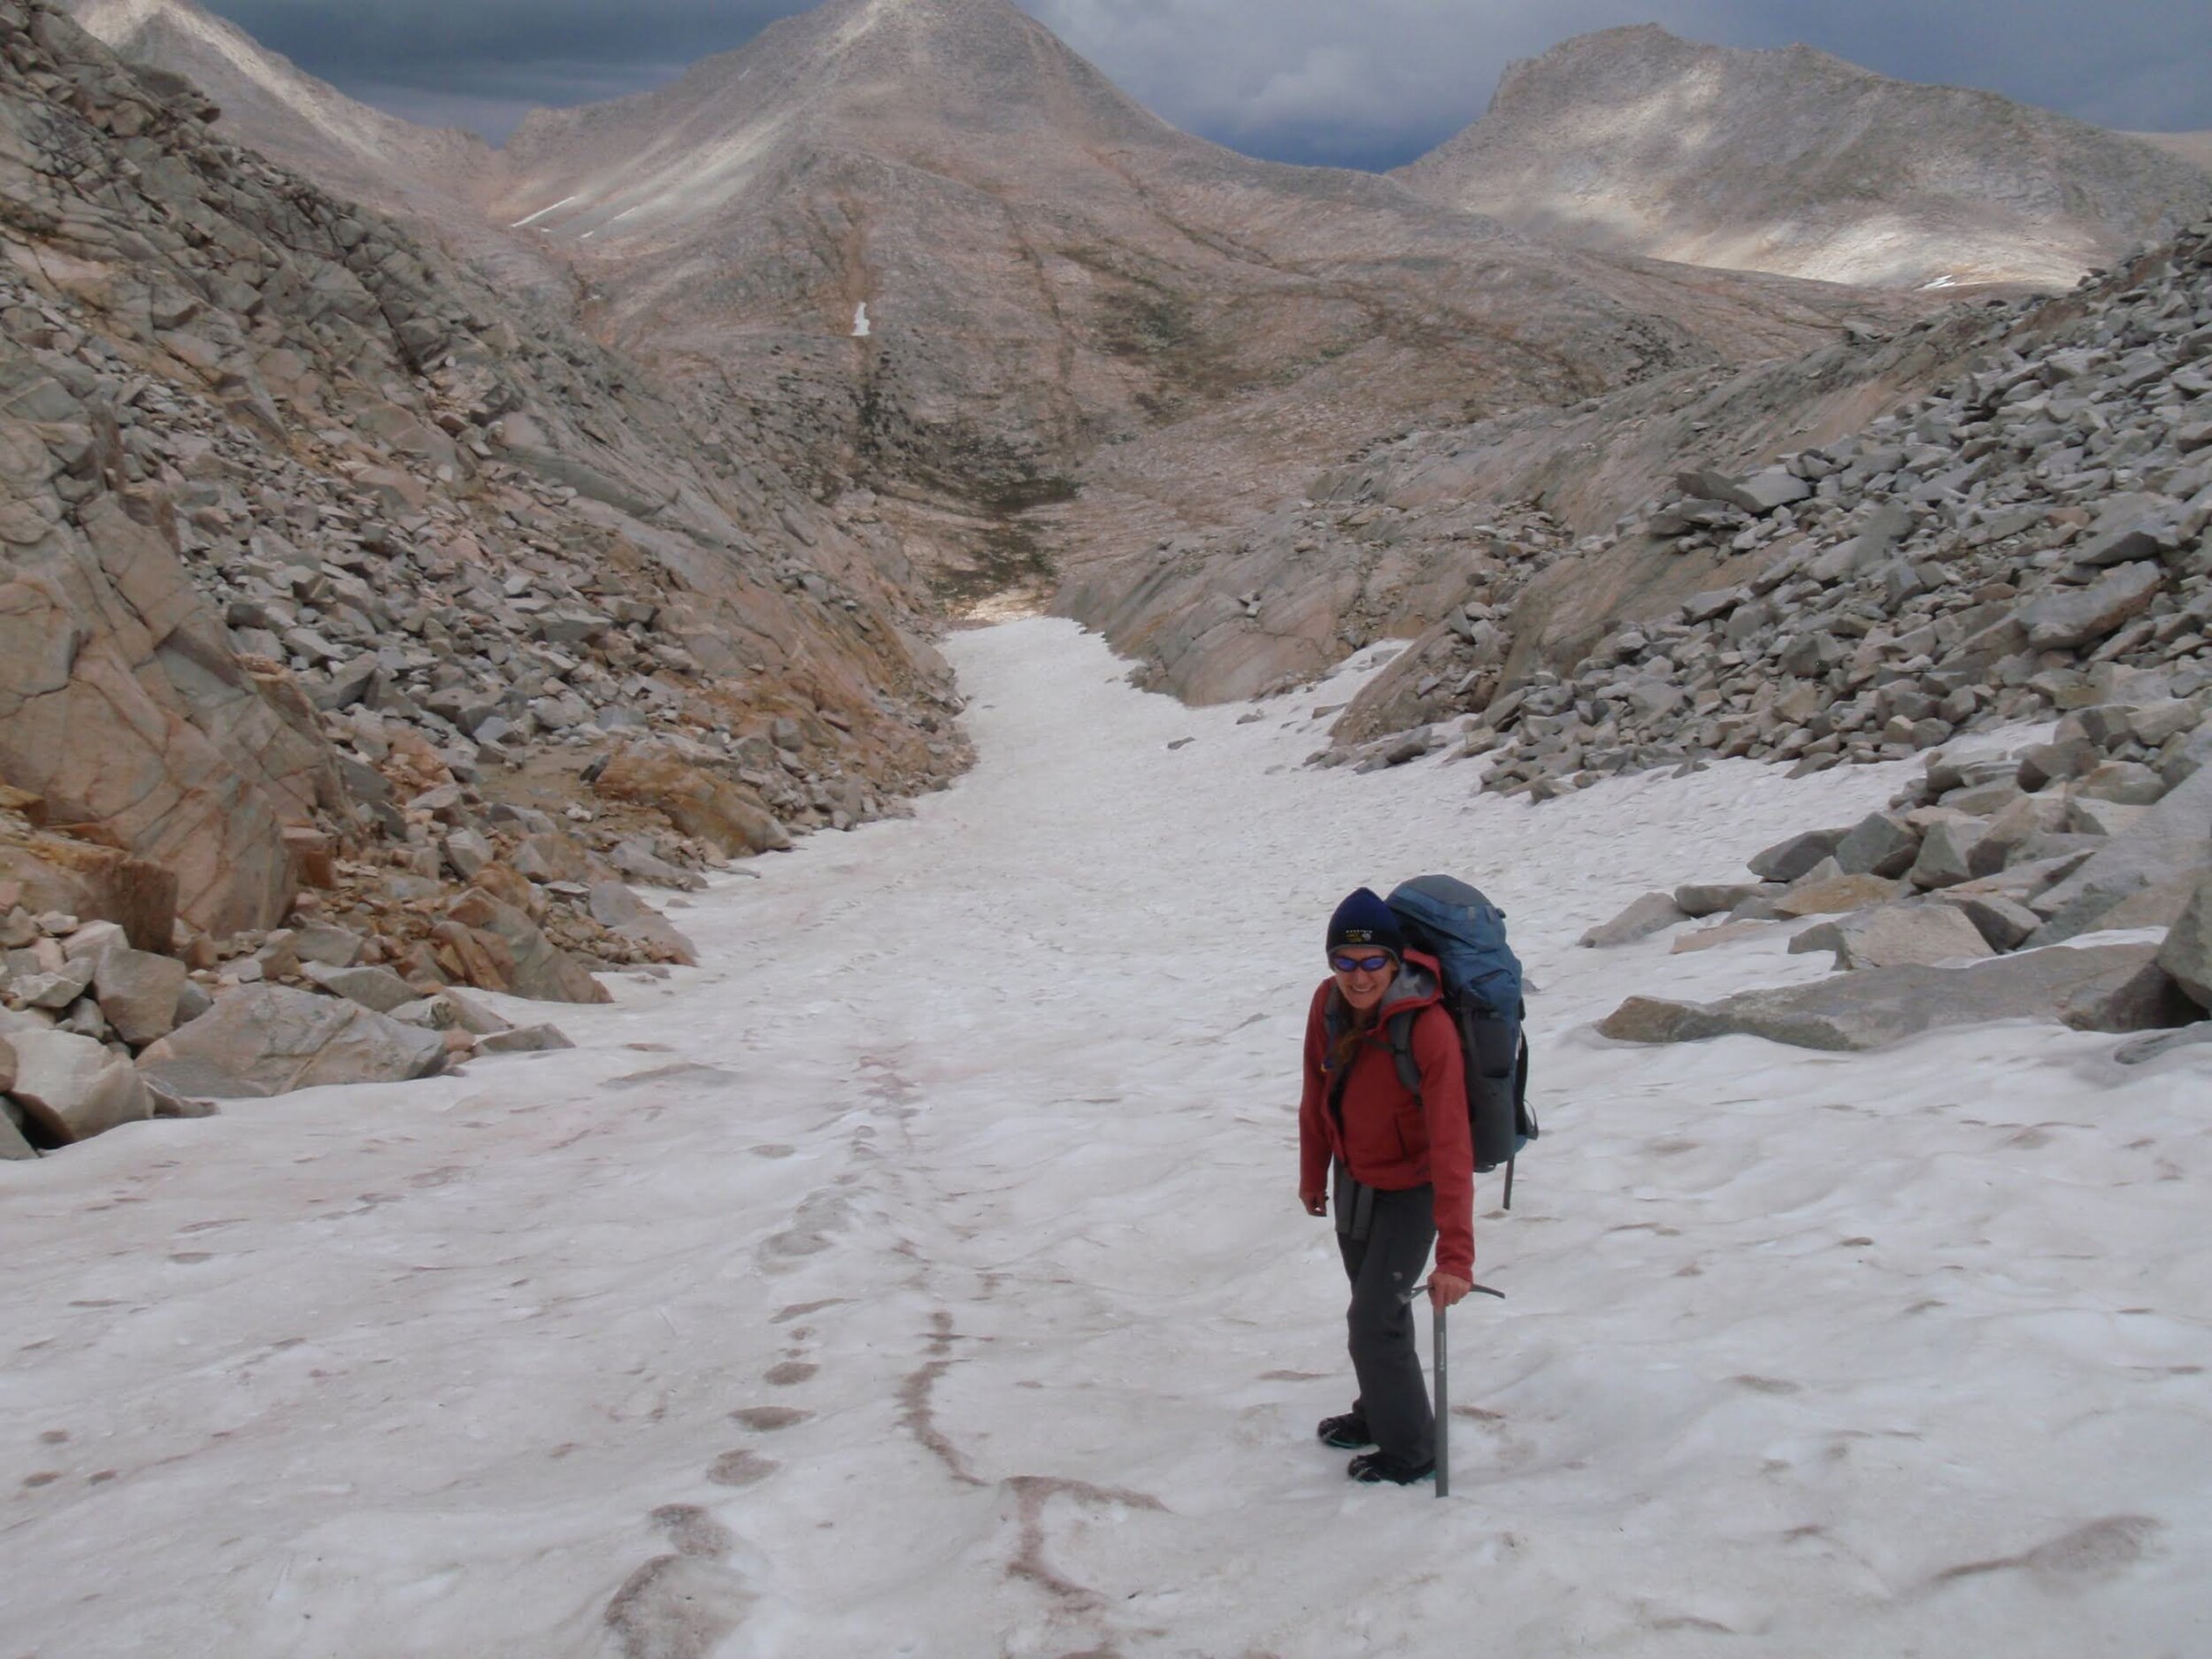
top-left (1394, 23), bottom-right (2212, 289)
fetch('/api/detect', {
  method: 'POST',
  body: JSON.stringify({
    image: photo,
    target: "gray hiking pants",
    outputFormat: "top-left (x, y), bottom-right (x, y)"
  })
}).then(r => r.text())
top-left (1335, 1171), bottom-right (1436, 1465)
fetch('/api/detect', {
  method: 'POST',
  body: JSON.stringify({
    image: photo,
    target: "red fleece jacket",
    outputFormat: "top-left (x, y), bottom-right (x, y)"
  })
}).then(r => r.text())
top-left (1298, 951), bottom-right (1475, 1279)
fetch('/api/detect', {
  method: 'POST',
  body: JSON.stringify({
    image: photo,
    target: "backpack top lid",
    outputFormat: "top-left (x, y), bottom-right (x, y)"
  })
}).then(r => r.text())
top-left (1385, 875), bottom-right (1523, 1016)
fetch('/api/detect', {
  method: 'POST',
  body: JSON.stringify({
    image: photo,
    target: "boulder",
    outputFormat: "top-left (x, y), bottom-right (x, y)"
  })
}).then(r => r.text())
top-left (1909, 820), bottom-right (1987, 890)
top-left (476, 1025), bottom-right (577, 1054)
top-left (593, 744), bottom-right (791, 857)
top-left (611, 837), bottom-right (707, 892)
top-left (303, 961), bottom-right (422, 1015)
top-left (2160, 878), bottom-right (2212, 1010)
top-left (2017, 738), bottom-right (2101, 792)
top-left (59, 920), bottom-right (128, 964)
top-left (14, 957), bottom-right (95, 1010)
top-left (511, 831), bottom-right (594, 885)
top-left (442, 829), bottom-right (495, 881)
top-left (445, 889), bottom-right (611, 1004)
top-left (0, 1032), bottom-right (13, 1094)
top-left (137, 985), bottom-right (448, 1099)
top-left (1674, 880), bottom-right (1765, 918)
top-left (1773, 873), bottom-right (1904, 918)
top-left (432, 990), bottom-right (515, 1037)
top-left (1578, 892), bottom-right (1687, 948)
top-left (2160, 724), bottom-right (2212, 789)
top-left (1596, 995), bottom-right (1712, 1045)
top-left (2065, 797), bottom-right (2152, 840)
top-left (1747, 828), bottom-right (1848, 883)
top-left (1671, 920), bottom-right (1782, 954)
top-left (1682, 467), bottom-right (1813, 514)
top-left (2115, 1025), bottom-right (2212, 1066)
top-left (1833, 812), bottom-right (1921, 879)
top-left (90, 948), bottom-right (188, 1046)
top-left (1945, 894), bottom-right (2045, 952)
top-left (1595, 943), bottom-right (2190, 1052)
top-left (2076, 762), bottom-right (2168, 806)
top-left (588, 882), bottom-right (699, 964)
top-left (0, 503), bottom-right (340, 936)
top-left (2095, 876), bottom-right (2203, 933)
top-left (1975, 793), bottom-right (2070, 873)
top-left (2018, 562), bottom-right (2163, 650)
top-left (8, 1028), bottom-right (155, 1142)
top-left (2028, 764), bottom-right (2212, 943)
top-left (1787, 902), bottom-right (1995, 971)
top-left (291, 923), bottom-right (367, 968)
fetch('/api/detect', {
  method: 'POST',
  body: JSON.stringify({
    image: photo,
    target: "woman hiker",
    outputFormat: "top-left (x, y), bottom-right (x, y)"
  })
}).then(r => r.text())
top-left (1298, 887), bottom-right (1475, 1485)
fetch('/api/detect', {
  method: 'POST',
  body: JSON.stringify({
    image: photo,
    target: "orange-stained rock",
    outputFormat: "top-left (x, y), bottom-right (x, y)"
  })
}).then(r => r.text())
top-left (0, 833), bottom-right (178, 954)
top-left (593, 744), bottom-right (791, 857)
top-left (0, 497), bottom-right (342, 935)
top-left (445, 888), bottom-right (610, 1004)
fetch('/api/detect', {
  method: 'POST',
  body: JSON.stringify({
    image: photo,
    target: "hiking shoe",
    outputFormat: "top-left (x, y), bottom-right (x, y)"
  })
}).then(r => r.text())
top-left (1347, 1450), bottom-right (1435, 1485)
top-left (1316, 1412), bottom-right (1373, 1450)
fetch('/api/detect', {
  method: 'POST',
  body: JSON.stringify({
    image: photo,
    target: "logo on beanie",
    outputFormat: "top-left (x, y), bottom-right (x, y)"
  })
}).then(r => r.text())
top-left (1341, 927), bottom-right (1379, 944)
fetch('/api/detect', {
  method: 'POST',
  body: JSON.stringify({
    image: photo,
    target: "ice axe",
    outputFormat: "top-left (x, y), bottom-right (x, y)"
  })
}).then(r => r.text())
top-left (1417, 1279), bottom-right (1504, 1498)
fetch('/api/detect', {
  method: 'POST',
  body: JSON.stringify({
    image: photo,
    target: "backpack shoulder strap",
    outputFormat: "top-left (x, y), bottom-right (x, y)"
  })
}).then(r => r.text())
top-left (1386, 1009), bottom-right (1422, 1101)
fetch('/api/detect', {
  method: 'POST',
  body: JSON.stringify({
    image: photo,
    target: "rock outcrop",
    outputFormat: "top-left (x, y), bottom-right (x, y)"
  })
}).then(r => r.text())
top-left (1324, 225), bottom-right (2212, 795)
top-left (1395, 25), bottom-right (2212, 289)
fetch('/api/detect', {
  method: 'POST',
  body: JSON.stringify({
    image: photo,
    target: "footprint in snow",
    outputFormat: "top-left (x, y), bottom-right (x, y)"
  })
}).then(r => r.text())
top-left (706, 1450), bottom-right (780, 1487)
top-left (730, 1407), bottom-right (812, 1431)
top-left (604, 1505), bottom-right (749, 1659)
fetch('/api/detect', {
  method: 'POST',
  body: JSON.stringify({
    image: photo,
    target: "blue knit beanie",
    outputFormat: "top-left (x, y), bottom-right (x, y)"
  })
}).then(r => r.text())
top-left (1326, 888), bottom-right (1403, 957)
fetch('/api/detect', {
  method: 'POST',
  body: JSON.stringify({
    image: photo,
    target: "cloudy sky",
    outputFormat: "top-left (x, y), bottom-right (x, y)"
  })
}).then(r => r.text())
top-left (196, 0), bottom-right (2212, 169)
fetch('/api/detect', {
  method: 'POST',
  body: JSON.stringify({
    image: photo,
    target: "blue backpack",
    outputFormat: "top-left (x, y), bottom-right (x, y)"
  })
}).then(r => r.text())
top-left (1385, 876), bottom-right (1537, 1210)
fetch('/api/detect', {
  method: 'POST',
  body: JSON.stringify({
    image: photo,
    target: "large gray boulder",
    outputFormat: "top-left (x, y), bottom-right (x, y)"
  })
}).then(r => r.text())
top-left (137, 986), bottom-right (447, 1100)
top-left (1833, 812), bottom-right (1921, 879)
top-left (588, 882), bottom-right (700, 964)
top-left (2027, 764), bottom-right (2212, 944)
top-left (303, 961), bottom-right (423, 1015)
top-left (91, 949), bottom-right (188, 1046)
top-left (8, 1028), bottom-right (156, 1143)
top-left (1578, 892), bottom-right (1688, 948)
top-left (1946, 893), bottom-right (2045, 951)
top-left (1788, 902), bottom-right (1994, 971)
top-left (2159, 877), bottom-right (2212, 1010)
top-left (1597, 942), bottom-right (2191, 1052)
top-left (1909, 819), bottom-right (1987, 889)
top-left (1748, 828), bottom-right (1848, 883)
top-left (2018, 562), bottom-right (2163, 650)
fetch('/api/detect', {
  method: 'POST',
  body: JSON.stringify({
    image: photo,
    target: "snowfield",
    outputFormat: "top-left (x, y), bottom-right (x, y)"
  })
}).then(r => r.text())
top-left (4, 618), bottom-right (2208, 1658)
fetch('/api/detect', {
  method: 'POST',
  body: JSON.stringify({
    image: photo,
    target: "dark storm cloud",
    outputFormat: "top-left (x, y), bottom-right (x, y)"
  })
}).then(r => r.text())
top-left (195, 0), bottom-right (2212, 161)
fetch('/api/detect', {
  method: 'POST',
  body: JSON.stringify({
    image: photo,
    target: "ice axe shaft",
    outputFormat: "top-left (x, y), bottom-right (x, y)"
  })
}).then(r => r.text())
top-left (1413, 1280), bottom-right (1502, 1500)
top-left (1432, 1297), bottom-right (1448, 1498)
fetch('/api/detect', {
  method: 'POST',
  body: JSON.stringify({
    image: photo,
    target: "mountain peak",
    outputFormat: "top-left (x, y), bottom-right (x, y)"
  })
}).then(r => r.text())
top-left (1400, 25), bottom-right (2212, 288)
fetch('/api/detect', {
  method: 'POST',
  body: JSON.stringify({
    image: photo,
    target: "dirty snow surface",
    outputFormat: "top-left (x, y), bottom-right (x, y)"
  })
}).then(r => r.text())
top-left (6, 618), bottom-right (2209, 1658)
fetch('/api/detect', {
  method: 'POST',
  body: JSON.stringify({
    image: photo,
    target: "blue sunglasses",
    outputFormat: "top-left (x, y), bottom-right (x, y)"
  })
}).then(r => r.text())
top-left (1330, 951), bottom-right (1395, 974)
